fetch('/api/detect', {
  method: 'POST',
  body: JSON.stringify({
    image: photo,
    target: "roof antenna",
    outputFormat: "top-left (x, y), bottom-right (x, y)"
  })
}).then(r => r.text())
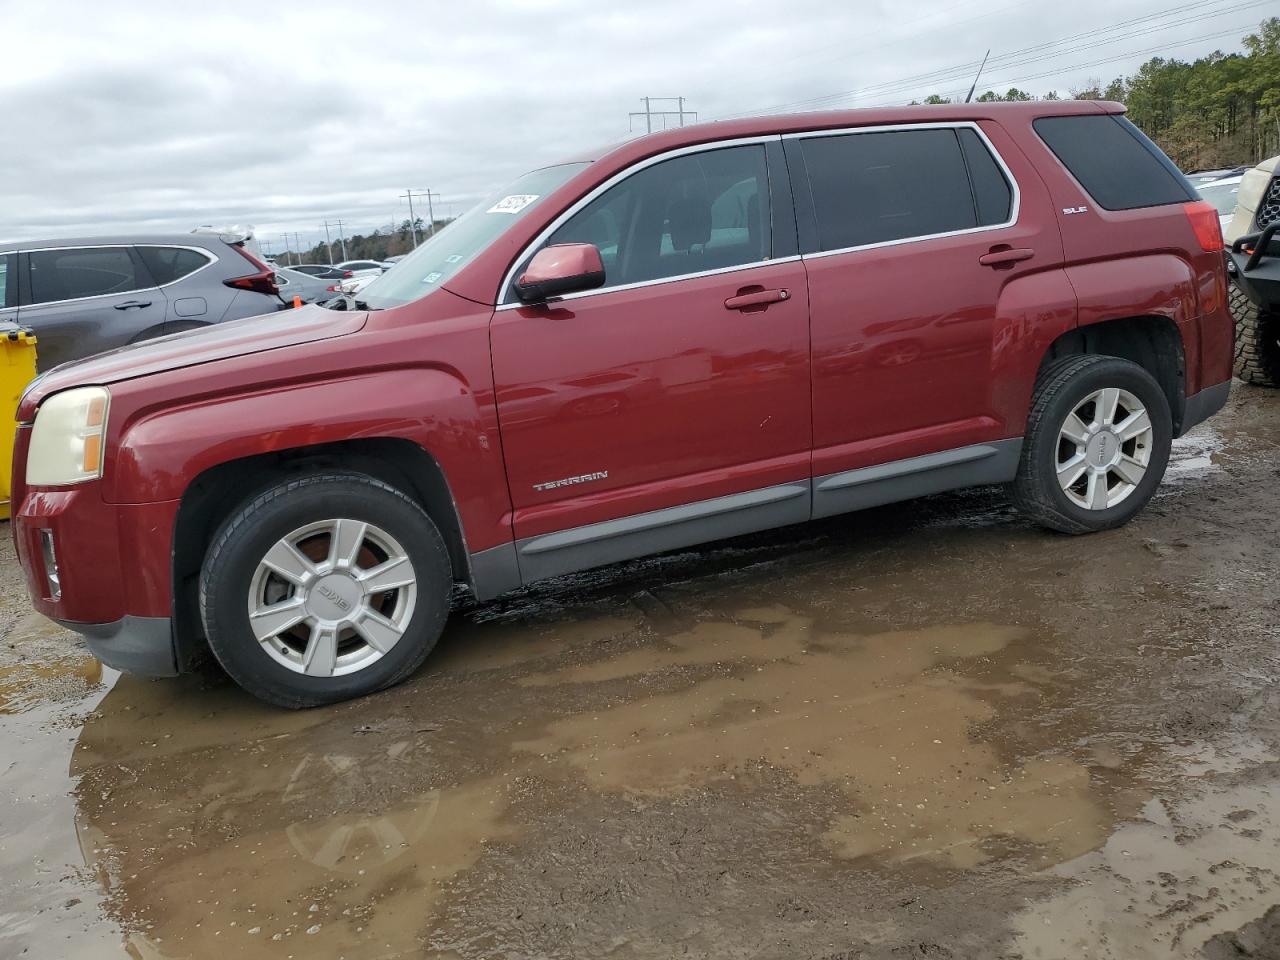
top-left (965, 49), bottom-right (991, 104)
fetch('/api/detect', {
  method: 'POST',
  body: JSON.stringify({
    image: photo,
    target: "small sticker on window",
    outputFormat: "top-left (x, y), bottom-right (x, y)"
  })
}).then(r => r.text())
top-left (445, 254), bottom-right (463, 263)
top-left (486, 194), bottom-right (539, 215)
top-left (422, 272), bottom-right (443, 284)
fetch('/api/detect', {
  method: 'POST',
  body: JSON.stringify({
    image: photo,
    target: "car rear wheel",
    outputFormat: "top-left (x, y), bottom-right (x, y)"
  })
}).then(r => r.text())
top-left (199, 473), bottom-right (451, 707)
top-left (1231, 281), bottom-right (1280, 387)
top-left (1012, 355), bottom-right (1172, 534)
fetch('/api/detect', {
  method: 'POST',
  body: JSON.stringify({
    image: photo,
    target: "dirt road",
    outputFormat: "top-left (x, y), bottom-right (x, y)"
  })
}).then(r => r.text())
top-left (2, 386), bottom-right (1278, 960)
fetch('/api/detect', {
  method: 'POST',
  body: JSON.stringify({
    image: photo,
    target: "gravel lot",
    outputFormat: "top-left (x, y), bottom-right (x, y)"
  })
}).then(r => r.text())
top-left (1, 385), bottom-right (1278, 960)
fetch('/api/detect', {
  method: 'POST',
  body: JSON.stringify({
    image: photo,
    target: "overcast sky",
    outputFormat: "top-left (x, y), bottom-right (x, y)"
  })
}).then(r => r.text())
top-left (2, 0), bottom-right (1268, 252)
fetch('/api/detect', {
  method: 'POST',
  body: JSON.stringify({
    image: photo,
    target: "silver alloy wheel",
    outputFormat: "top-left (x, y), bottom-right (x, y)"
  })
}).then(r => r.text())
top-left (1055, 386), bottom-right (1154, 510)
top-left (247, 519), bottom-right (417, 677)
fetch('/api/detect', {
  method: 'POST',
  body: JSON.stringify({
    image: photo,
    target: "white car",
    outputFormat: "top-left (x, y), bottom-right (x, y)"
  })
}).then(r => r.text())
top-left (1195, 175), bottom-right (1243, 232)
top-left (337, 273), bottom-right (378, 295)
top-left (336, 259), bottom-right (389, 279)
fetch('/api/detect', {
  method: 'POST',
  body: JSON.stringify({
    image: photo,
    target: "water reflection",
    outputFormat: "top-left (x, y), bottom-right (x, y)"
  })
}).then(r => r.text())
top-left (63, 598), bottom-right (1136, 957)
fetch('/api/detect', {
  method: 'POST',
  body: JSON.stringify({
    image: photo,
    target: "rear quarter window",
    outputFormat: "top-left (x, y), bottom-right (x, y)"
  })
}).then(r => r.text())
top-left (136, 246), bottom-right (211, 285)
top-left (1034, 114), bottom-right (1195, 211)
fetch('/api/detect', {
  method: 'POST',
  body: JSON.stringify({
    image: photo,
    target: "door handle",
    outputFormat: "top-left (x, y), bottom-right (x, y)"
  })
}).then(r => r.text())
top-left (113, 299), bottom-right (152, 310)
top-left (724, 288), bottom-right (789, 311)
top-left (978, 248), bottom-right (1034, 267)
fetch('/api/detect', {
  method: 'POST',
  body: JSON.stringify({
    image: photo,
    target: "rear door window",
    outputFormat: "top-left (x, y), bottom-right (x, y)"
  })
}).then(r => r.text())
top-left (799, 128), bottom-right (987, 250)
top-left (28, 247), bottom-right (150, 305)
top-left (136, 246), bottom-right (211, 285)
top-left (0, 254), bottom-right (14, 309)
top-left (1034, 114), bottom-right (1195, 211)
top-left (540, 143), bottom-right (771, 290)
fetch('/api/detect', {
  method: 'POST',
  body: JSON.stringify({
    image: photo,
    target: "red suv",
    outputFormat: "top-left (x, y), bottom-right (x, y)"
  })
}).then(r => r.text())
top-left (12, 102), bottom-right (1232, 707)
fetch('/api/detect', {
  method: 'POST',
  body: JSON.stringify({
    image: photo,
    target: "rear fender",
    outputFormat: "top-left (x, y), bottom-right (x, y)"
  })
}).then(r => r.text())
top-left (1065, 254), bottom-right (1200, 391)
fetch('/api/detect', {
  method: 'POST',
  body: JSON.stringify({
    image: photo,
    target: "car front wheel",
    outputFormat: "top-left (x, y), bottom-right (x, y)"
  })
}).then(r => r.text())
top-left (199, 473), bottom-right (451, 707)
top-left (1012, 355), bottom-right (1172, 534)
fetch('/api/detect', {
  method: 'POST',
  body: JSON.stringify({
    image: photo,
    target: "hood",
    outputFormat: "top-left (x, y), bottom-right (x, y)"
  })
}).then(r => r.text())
top-left (20, 304), bottom-right (367, 420)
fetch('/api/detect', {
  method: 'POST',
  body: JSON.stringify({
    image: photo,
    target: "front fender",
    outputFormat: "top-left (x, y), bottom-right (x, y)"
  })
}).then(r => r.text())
top-left (105, 366), bottom-right (512, 553)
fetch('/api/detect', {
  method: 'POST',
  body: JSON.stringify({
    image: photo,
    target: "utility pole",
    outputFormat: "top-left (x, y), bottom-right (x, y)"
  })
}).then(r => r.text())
top-left (424, 190), bottom-right (438, 239)
top-left (333, 219), bottom-right (348, 261)
top-left (321, 222), bottom-right (335, 264)
top-left (293, 232), bottom-right (303, 262)
top-left (400, 190), bottom-right (433, 247)
top-left (281, 235), bottom-right (291, 266)
top-left (628, 97), bottom-right (697, 133)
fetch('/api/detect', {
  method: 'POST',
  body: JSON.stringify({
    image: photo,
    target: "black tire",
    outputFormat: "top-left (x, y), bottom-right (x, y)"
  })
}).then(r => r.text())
top-left (199, 473), bottom-right (451, 708)
top-left (1012, 355), bottom-right (1172, 535)
top-left (1231, 281), bottom-right (1280, 387)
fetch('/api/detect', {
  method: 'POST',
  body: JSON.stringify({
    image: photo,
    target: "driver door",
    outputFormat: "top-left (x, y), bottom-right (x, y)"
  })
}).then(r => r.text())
top-left (490, 140), bottom-right (812, 581)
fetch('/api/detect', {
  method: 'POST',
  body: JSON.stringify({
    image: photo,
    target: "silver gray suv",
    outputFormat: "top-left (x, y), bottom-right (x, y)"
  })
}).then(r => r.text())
top-left (0, 233), bottom-right (284, 370)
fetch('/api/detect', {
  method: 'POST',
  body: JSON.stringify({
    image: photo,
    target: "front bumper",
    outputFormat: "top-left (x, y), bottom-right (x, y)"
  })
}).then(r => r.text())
top-left (59, 616), bottom-right (179, 676)
top-left (12, 425), bottom-right (183, 675)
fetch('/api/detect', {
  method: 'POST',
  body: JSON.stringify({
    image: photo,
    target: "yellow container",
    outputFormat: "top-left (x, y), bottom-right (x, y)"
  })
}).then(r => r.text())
top-left (0, 326), bottom-right (38, 520)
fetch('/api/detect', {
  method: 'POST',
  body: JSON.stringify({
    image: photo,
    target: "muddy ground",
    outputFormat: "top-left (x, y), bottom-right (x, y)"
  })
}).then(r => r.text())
top-left (1, 386), bottom-right (1279, 960)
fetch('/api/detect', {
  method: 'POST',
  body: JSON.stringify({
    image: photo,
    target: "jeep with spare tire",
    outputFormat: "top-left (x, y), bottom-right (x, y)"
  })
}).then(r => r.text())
top-left (1225, 153), bottom-right (1280, 386)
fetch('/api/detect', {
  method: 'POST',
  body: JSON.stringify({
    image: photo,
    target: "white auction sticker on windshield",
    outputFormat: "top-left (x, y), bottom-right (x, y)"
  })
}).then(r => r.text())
top-left (486, 194), bottom-right (539, 215)
top-left (422, 272), bottom-right (443, 284)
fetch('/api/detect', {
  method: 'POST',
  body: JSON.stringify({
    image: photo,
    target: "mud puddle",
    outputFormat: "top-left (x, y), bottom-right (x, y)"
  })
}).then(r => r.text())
top-left (52, 602), bottom-right (1141, 959)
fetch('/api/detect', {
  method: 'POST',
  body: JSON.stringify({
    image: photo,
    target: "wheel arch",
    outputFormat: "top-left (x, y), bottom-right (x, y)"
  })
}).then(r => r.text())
top-left (170, 438), bottom-right (471, 670)
top-left (1035, 314), bottom-right (1188, 435)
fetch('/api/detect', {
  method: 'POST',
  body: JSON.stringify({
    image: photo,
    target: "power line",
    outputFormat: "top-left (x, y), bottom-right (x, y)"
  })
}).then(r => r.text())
top-left (731, 0), bottom-right (1265, 115)
top-left (716, 0), bottom-right (1267, 119)
top-left (859, 20), bottom-right (1261, 108)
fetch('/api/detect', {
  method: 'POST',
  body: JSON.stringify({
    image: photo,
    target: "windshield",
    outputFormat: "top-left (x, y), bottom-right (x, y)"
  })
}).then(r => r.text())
top-left (359, 162), bottom-right (589, 308)
top-left (1196, 179), bottom-right (1239, 216)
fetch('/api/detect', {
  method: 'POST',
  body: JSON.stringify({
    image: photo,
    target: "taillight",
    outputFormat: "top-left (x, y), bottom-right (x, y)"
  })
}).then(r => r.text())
top-left (341, 270), bottom-right (353, 278)
top-left (326, 284), bottom-right (340, 292)
top-left (1184, 201), bottom-right (1223, 253)
top-left (223, 244), bottom-right (279, 296)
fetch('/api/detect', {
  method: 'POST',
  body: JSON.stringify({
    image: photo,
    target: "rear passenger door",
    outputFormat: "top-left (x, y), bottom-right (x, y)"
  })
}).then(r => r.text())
top-left (787, 122), bottom-right (1064, 516)
top-left (21, 245), bottom-right (167, 370)
top-left (135, 245), bottom-right (216, 326)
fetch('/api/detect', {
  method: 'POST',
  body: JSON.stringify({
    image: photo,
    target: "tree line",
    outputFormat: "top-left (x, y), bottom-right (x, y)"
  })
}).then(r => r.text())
top-left (913, 17), bottom-right (1280, 170)
top-left (276, 217), bottom-right (454, 267)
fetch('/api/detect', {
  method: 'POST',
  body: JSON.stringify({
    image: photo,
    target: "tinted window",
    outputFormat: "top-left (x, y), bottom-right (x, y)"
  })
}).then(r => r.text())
top-left (801, 129), bottom-right (977, 250)
top-left (136, 246), bottom-right (210, 285)
top-left (958, 128), bottom-right (1013, 226)
top-left (1034, 115), bottom-right (1194, 211)
top-left (0, 254), bottom-right (12, 309)
top-left (28, 247), bottom-right (149, 305)
top-left (540, 144), bottom-right (770, 291)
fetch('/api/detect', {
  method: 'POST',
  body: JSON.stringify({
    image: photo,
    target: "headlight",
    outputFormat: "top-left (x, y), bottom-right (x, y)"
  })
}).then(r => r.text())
top-left (26, 386), bottom-right (111, 486)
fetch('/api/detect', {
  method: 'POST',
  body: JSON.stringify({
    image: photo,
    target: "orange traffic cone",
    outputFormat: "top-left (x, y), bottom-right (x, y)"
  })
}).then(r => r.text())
top-left (293, 296), bottom-right (302, 308)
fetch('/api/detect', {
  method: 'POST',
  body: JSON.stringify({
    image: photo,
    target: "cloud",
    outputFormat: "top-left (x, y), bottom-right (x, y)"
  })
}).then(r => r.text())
top-left (1, 0), bottom-right (1259, 249)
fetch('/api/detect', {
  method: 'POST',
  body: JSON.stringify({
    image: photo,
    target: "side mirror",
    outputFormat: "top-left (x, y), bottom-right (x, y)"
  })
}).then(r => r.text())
top-left (515, 243), bottom-right (605, 303)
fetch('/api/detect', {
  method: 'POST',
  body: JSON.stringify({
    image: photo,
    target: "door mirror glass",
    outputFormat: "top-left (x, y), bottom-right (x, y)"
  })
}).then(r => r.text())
top-left (515, 243), bottom-right (605, 303)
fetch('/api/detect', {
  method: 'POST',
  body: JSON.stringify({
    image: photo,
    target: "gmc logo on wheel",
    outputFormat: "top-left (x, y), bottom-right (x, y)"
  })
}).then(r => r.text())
top-left (318, 585), bottom-right (351, 611)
